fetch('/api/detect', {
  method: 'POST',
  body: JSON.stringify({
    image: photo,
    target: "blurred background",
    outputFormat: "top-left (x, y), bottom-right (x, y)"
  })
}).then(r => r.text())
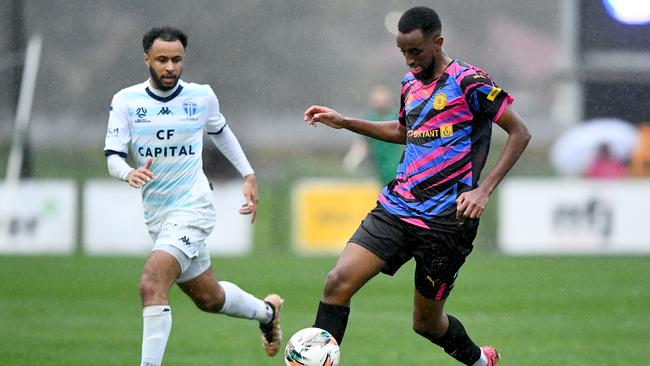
top-left (2, 0), bottom-right (650, 252)
top-left (1, 1), bottom-right (649, 364)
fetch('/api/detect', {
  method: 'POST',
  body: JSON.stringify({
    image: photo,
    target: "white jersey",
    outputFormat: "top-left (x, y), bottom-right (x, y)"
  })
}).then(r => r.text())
top-left (104, 79), bottom-right (227, 227)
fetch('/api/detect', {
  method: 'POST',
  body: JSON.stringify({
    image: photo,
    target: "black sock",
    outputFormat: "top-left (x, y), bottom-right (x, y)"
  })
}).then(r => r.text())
top-left (428, 314), bottom-right (481, 365)
top-left (313, 301), bottom-right (350, 345)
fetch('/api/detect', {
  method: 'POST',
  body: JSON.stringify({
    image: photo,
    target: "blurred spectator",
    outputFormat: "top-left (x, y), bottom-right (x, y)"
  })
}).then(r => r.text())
top-left (627, 124), bottom-right (650, 177)
top-left (550, 118), bottom-right (638, 177)
top-left (584, 142), bottom-right (627, 179)
top-left (342, 84), bottom-right (403, 184)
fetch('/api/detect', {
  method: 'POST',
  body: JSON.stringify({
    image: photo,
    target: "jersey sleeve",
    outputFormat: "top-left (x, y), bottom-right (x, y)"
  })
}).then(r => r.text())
top-left (398, 87), bottom-right (407, 127)
top-left (104, 93), bottom-right (131, 158)
top-left (204, 87), bottom-right (228, 134)
top-left (460, 70), bottom-right (514, 123)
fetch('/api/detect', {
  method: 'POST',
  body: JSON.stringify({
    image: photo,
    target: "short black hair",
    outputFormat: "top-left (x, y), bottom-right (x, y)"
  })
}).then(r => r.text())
top-left (397, 6), bottom-right (442, 37)
top-left (142, 26), bottom-right (188, 53)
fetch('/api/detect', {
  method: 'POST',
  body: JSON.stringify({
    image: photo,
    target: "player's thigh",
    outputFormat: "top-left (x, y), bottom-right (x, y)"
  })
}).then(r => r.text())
top-left (152, 220), bottom-right (213, 283)
top-left (329, 242), bottom-right (386, 289)
top-left (412, 223), bottom-right (477, 301)
top-left (140, 250), bottom-right (182, 305)
top-left (347, 204), bottom-right (413, 277)
top-left (141, 249), bottom-right (182, 288)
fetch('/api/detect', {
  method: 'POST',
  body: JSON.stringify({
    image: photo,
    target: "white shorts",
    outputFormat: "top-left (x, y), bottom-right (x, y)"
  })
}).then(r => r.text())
top-left (149, 219), bottom-right (214, 283)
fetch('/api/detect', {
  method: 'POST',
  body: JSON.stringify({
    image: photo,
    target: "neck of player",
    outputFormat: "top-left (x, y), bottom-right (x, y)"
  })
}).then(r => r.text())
top-left (148, 79), bottom-right (181, 97)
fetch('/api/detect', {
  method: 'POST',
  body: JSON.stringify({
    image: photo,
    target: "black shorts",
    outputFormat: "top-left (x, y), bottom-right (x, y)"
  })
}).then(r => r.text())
top-left (349, 204), bottom-right (478, 300)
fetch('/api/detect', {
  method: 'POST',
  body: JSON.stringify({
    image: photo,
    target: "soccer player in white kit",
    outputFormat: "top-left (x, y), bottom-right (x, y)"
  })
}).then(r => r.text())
top-left (104, 27), bottom-right (282, 366)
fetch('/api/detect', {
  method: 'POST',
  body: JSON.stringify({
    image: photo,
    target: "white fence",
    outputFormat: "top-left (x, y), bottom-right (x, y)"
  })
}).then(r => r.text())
top-left (0, 180), bottom-right (76, 254)
top-left (499, 178), bottom-right (650, 255)
top-left (0, 180), bottom-right (252, 255)
top-left (3, 178), bottom-right (650, 256)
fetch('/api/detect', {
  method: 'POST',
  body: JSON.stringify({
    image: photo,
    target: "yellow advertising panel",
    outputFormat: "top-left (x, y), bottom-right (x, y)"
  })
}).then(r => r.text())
top-left (292, 179), bottom-right (381, 255)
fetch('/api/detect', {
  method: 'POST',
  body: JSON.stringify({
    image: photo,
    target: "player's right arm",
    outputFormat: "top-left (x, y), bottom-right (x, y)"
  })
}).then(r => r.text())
top-left (104, 93), bottom-right (155, 188)
top-left (303, 105), bottom-right (406, 144)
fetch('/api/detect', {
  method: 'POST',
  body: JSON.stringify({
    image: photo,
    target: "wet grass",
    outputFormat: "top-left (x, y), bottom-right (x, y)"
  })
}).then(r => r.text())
top-left (0, 254), bottom-right (647, 365)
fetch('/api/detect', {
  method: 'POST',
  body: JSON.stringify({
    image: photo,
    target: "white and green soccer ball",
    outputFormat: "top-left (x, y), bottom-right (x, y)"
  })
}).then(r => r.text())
top-left (284, 327), bottom-right (340, 366)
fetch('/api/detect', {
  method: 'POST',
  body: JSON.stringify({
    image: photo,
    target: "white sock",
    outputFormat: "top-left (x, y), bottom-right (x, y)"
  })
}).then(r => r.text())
top-left (219, 281), bottom-right (273, 323)
top-left (471, 349), bottom-right (488, 366)
top-left (141, 305), bottom-right (172, 366)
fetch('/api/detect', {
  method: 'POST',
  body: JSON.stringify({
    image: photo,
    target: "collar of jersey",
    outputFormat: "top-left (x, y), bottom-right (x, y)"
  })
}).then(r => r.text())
top-left (145, 81), bottom-right (184, 103)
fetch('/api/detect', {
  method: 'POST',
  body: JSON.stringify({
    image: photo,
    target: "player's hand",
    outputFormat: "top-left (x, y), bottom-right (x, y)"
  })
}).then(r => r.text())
top-left (126, 158), bottom-right (156, 188)
top-left (240, 174), bottom-right (259, 223)
top-left (456, 187), bottom-right (489, 221)
top-left (303, 105), bottom-right (346, 129)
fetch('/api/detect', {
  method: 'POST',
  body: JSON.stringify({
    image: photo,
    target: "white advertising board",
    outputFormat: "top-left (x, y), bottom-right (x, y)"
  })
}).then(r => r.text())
top-left (0, 180), bottom-right (76, 254)
top-left (83, 180), bottom-right (252, 256)
top-left (499, 179), bottom-right (650, 255)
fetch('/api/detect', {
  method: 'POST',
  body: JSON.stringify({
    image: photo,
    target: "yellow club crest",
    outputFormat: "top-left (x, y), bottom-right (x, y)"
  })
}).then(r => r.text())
top-left (433, 93), bottom-right (447, 110)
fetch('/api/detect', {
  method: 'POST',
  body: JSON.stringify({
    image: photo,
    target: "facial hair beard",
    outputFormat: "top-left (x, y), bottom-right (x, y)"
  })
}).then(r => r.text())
top-left (414, 58), bottom-right (437, 82)
top-left (149, 67), bottom-right (178, 91)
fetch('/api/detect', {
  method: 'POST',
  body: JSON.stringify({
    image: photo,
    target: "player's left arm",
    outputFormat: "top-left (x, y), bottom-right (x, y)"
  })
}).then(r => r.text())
top-left (205, 88), bottom-right (258, 222)
top-left (456, 106), bottom-right (531, 220)
top-left (240, 173), bottom-right (258, 223)
top-left (207, 128), bottom-right (258, 223)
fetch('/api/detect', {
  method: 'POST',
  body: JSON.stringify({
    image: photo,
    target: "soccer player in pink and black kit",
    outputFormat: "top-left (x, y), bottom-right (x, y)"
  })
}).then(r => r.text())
top-left (303, 6), bottom-right (530, 366)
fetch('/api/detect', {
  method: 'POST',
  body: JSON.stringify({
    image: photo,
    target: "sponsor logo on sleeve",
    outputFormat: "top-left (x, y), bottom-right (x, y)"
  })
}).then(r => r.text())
top-left (487, 87), bottom-right (502, 101)
top-left (107, 127), bottom-right (119, 137)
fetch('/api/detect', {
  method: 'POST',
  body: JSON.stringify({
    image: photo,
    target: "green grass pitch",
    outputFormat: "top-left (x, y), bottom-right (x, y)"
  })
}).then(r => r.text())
top-left (1, 254), bottom-right (648, 365)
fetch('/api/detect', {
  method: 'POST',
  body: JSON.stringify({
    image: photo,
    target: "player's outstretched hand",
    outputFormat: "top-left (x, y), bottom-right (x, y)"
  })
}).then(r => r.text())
top-left (126, 158), bottom-right (156, 189)
top-left (240, 174), bottom-right (259, 223)
top-left (304, 105), bottom-right (346, 129)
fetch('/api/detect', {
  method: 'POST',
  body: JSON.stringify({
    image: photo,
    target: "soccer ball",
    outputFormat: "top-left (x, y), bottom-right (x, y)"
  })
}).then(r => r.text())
top-left (284, 327), bottom-right (340, 366)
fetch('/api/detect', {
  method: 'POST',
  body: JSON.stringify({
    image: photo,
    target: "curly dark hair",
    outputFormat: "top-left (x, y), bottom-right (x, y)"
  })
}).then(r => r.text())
top-left (397, 6), bottom-right (442, 37)
top-left (142, 26), bottom-right (188, 53)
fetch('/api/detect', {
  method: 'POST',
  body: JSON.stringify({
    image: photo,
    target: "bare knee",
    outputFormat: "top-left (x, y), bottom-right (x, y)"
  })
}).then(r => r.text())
top-left (412, 312), bottom-right (447, 339)
top-left (192, 292), bottom-right (223, 313)
top-left (139, 251), bottom-right (181, 306)
top-left (412, 318), bottom-right (433, 338)
top-left (180, 280), bottom-right (225, 313)
top-left (139, 273), bottom-right (169, 305)
top-left (322, 269), bottom-right (354, 304)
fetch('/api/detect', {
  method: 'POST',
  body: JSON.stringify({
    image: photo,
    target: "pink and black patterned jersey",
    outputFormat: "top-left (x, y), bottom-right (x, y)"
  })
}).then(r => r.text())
top-left (378, 60), bottom-right (513, 229)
